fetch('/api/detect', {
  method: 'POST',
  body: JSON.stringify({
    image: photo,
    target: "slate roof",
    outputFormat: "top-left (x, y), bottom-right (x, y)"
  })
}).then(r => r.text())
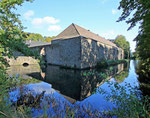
top-left (25, 40), bottom-right (51, 48)
top-left (54, 23), bottom-right (117, 47)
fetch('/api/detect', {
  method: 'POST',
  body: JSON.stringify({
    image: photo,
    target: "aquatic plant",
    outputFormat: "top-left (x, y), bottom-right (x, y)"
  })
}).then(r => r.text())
top-left (98, 82), bottom-right (150, 118)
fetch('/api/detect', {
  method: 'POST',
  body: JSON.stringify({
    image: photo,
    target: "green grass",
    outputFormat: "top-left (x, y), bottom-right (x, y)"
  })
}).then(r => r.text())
top-left (96, 59), bottom-right (128, 68)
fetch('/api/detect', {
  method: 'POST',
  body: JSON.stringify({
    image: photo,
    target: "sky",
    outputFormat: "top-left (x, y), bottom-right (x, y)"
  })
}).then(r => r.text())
top-left (16, 0), bottom-right (139, 52)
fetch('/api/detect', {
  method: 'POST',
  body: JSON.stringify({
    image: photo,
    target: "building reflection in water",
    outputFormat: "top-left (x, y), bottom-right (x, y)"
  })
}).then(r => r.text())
top-left (7, 65), bottom-right (41, 79)
top-left (7, 62), bottom-right (129, 103)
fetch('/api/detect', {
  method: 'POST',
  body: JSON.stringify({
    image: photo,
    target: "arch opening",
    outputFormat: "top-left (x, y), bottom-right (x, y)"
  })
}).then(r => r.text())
top-left (23, 63), bottom-right (29, 67)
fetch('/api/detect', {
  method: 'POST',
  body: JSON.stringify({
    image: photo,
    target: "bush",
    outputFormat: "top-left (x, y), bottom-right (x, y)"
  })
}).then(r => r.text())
top-left (98, 82), bottom-right (150, 118)
top-left (96, 59), bottom-right (128, 69)
top-left (96, 59), bottom-right (108, 68)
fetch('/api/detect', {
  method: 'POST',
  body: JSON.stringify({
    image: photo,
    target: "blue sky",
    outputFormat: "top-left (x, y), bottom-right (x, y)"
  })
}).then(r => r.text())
top-left (17, 0), bottom-right (139, 52)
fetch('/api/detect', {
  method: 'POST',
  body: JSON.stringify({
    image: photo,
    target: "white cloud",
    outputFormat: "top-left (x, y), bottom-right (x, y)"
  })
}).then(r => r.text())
top-left (31, 18), bottom-right (43, 25)
top-left (23, 10), bottom-right (34, 20)
top-left (101, 0), bottom-right (108, 4)
top-left (100, 30), bottom-right (116, 39)
top-left (112, 9), bottom-right (118, 15)
top-left (31, 16), bottom-right (60, 28)
top-left (48, 25), bottom-right (61, 32)
top-left (43, 17), bottom-right (60, 24)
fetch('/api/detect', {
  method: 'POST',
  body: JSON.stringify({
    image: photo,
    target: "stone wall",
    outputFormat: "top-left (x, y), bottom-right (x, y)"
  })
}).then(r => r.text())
top-left (45, 37), bottom-right (124, 69)
top-left (118, 48), bottom-right (124, 60)
top-left (80, 37), bottom-right (124, 69)
top-left (6, 46), bottom-right (46, 66)
top-left (45, 37), bottom-right (81, 69)
top-left (5, 56), bottom-right (39, 66)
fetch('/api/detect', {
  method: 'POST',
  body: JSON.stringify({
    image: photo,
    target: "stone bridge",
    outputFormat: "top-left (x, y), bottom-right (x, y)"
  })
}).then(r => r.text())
top-left (6, 56), bottom-right (39, 66)
top-left (7, 41), bottom-right (51, 66)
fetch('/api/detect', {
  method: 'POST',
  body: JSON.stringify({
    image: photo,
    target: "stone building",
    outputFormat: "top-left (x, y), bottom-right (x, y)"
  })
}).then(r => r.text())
top-left (46, 23), bottom-right (124, 69)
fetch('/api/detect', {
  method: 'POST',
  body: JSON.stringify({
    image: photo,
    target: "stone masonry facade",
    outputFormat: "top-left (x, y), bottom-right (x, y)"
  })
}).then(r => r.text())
top-left (45, 23), bottom-right (124, 69)
top-left (45, 37), bottom-right (81, 68)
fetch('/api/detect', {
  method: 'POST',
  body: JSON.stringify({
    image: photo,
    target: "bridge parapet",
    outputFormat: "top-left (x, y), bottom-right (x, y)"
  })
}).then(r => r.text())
top-left (5, 56), bottom-right (39, 66)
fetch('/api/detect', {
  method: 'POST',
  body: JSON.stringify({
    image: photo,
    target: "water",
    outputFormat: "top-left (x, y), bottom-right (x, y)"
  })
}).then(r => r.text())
top-left (78, 60), bottom-right (140, 111)
top-left (7, 60), bottom-right (140, 113)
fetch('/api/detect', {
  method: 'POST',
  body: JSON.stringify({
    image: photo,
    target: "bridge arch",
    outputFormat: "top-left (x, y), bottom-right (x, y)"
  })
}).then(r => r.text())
top-left (6, 56), bottom-right (39, 66)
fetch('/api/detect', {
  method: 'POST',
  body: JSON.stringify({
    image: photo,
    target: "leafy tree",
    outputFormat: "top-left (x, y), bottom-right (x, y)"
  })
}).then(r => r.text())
top-left (130, 52), bottom-right (138, 59)
top-left (114, 35), bottom-right (130, 59)
top-left (0, 0), bottom-right (38, 116)
top-left (117, 0), bottom-right (150, 78)
top-left (0, 0), bottom-right (37, 68)
top-left (45, 36), bottom-right (56, 42)
top-left (24, 32), bottom-right (45, 42)
top-left (22, 32), bottom-right (55, 42)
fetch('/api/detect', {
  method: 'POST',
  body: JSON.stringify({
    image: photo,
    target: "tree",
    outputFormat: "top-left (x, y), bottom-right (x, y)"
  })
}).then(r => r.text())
top-left (0, 0), bottom-right (36, 67)
top-left (45, 36), bottom-right (56, 42)
top-left (0, 0), bottom-right (37, 116)
top-left (24, 32), bottom-right (45, 42)
top-left (22, 32), bottom-right (55, 42)
top-left (0, 0), bottom-right (42, 70)
top-left (114, 35), bottom-right (130, 59)
top-left (118, 0), bottom-right (150, 78)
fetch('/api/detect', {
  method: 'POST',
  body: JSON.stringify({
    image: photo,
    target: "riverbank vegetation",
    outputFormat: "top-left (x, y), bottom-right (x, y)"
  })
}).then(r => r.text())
top-left (98, 82), bottom-right (150, 118)
top-left (1, 71), bottom-right (149, 118)
top-left (118, 0), bottom-right (150, 82)
top-left (96, 59), bottom-right (128, 68)
top-left (0, 0), bottom-right (37, 116)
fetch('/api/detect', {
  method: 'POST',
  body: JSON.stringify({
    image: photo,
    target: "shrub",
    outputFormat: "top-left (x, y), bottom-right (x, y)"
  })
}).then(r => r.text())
top-left (96, 59), bottom-right (108, 68)
top-left (98, 82), bottom-right (150, 118)
top-left (96, 59), bottom-right (128, 69)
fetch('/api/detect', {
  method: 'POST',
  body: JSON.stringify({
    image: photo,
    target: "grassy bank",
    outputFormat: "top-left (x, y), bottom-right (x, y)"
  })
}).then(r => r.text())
top-left (96, 59), bottom-right (128, 68)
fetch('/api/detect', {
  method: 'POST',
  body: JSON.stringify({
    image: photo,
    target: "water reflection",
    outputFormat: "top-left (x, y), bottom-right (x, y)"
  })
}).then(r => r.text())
top-left (7, 64), bottom-right (41, 79)
top-left (7, 60), bottom-right (142, 117)
top-left (7, 62), bottom-right (128, 103)
top-left (80, 60), bottom-right (139, 111)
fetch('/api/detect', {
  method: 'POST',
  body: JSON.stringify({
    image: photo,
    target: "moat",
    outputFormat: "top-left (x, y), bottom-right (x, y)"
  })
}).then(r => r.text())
top-left (7, 60), bottom-right (141, 115)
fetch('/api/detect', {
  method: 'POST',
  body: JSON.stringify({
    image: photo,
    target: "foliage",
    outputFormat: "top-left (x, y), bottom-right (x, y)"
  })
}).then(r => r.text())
top-left (0, 0), bottom-right (46, 68)
top-left (0, 0), bottom-right (36, 117)
top-left (45, 36), bottom-right (56, 42)
top-left (130, 51), bottom-right (138, 59)
top-left (23, 32), bottom-right (45, 42)
top-left (22, 32), bottom-right (55, 42)
top-left (96, 58), bottom-right (108, 68)
top-left (38, 95), bottom-right (110, 118)
top-left (118, 0), bottom-right (150, 78)
top-left (0, 0), bottom-right (35, 61)
top-left (0, 75), bottom-right (40, 118)
top-left (114, 70), bottom-right (129, 83)
top-left (137, 60), bottom-right (150, 84)
top-left (98, 82), bottom-right (150, 118)
top-left (114, 35), bottom-right (130, 59)
top-left (96, 59), bottom-right (128, 69)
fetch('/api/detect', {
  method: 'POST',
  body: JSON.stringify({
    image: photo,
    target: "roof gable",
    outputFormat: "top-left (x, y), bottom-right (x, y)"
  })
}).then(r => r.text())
top-left (54, 24), bottom-right (80, 39)
top-left (54, 23), bottom-right (117, 47)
